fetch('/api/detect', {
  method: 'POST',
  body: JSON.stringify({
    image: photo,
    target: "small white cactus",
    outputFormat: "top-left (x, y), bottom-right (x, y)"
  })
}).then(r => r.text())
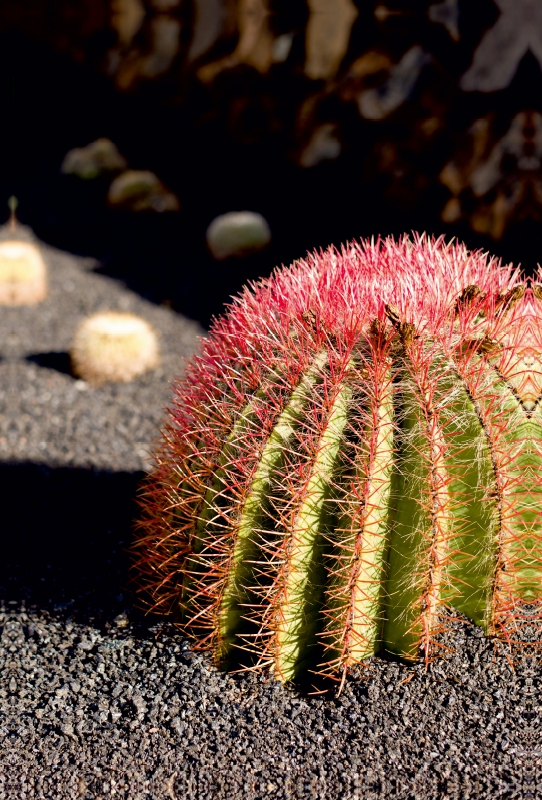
top-left (0, 240), bottom-right (48, 306)
top-left (71, 312), bottom-right (160, 385)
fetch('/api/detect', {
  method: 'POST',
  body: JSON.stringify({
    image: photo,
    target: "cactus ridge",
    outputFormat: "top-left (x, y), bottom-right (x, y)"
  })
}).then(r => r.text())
top-left (133, 235), bottom-right (542, 683)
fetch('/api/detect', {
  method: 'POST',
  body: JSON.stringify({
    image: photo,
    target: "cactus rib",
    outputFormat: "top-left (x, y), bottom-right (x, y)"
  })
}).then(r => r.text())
top-left (272, 363), bottom-right (353, 682)
top-left (216, 350), bottom-right (329, 661)
top-left (324, 352), bottom-right (395, 671)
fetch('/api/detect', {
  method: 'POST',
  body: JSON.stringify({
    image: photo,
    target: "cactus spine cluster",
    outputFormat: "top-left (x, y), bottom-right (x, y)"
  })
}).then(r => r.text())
top-left (134, 236), bottom-right (542, 683)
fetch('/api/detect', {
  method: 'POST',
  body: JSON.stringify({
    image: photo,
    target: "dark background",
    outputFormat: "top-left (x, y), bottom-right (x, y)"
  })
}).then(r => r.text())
top-left (0, 0), bottom-right (540, 328)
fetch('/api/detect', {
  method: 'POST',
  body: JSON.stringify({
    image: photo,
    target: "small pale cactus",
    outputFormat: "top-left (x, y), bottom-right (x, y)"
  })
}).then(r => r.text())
top-left (134, 235), bottom-right (542, 684)
top-left (206, 211), bottom-right (271, 260)
top-left (0, 240), bottom-right (47, 306)
top-left (71, 312), bottom-right (159, 385)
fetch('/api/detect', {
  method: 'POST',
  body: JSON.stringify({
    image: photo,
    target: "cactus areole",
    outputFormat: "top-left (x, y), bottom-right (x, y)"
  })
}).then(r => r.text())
top-left (134, 235), bottom-right (542, 684)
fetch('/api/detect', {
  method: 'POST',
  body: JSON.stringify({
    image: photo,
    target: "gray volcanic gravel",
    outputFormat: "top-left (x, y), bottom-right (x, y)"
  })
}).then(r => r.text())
top-left (3, 608), bottom-right (540, 799)
top-left (1, 227), bottom-right (540, 798)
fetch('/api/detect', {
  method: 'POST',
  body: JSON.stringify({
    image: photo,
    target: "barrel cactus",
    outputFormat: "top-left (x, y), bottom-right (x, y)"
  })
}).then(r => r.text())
top-left (133, 235), bottom-right (542, 684)
top-left (0, 240), bottom-right (47, 306)
top-left (71, 312), bottom-right (159, 385)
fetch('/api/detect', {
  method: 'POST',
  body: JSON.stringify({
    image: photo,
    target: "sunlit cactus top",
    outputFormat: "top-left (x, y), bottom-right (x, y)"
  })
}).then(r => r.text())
top-left (134, 234), bottom-right (542, 685)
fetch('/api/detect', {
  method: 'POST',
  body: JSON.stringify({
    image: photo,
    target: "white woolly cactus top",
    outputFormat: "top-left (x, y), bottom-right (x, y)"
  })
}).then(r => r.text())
top-left (71, 311), bottom-right (160, 385)
top-left (0, 240), bottom-right (48, 306)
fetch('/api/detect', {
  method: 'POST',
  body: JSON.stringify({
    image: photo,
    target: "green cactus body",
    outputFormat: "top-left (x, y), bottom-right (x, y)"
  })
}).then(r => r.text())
top-left (134, 236), bottom-right (542, 683)
top-left (497, 344), bottom-right (542, 602)
top-left (453, 350), bottom-right (542, 634)
top-left (512, 409), bottom-right (542, 603)
top-left (439, 377), bottom-right (499, 630)
top-left (326, 357), bottom-right (395, 668)
top-left (524, 408), bottom-right (542, 595)
top-left (383, 379), bottom-right (447, 658)
top-left (272, 368), bottom-right (353, 682)
top-left (216, 350), bottom-right (329, 661)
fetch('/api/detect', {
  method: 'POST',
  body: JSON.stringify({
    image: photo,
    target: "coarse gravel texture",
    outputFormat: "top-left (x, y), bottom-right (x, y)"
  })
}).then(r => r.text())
top-left (1, 227), bottom-right (541, 799)
top-left (3, 607), bottom-right (540, 799)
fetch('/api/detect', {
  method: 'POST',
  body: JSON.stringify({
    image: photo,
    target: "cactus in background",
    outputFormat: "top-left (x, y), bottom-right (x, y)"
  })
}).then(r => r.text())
top-left (133, 235), bottom-right (542, 684)
top-left (0, 240), bottom-right (48, 306)
top-left (71, 312), bottom-right (159, 385)
top-left (61, 138), bottom-right (128, 180)
top-left (107, 170), bottom-right (180, 212)
top-left (206, 211), bottom-right (271, 260)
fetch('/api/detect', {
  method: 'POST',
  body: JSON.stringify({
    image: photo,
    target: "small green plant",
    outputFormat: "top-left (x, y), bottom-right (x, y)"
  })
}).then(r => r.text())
top-left (133, 235), bottom-right (542, 684)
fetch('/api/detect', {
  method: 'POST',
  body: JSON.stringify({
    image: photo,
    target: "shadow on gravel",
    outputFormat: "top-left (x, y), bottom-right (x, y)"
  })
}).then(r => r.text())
top-left (0, 462), bottom-right (147, 625)
top-left (26, 351), bottom-right (73, 377)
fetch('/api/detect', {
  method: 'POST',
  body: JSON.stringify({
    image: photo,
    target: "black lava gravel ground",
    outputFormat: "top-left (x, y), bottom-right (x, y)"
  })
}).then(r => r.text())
top-left (1, 228), bottom-right (541, 799)
top-left (4, 607), bottom-right (540, 799)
